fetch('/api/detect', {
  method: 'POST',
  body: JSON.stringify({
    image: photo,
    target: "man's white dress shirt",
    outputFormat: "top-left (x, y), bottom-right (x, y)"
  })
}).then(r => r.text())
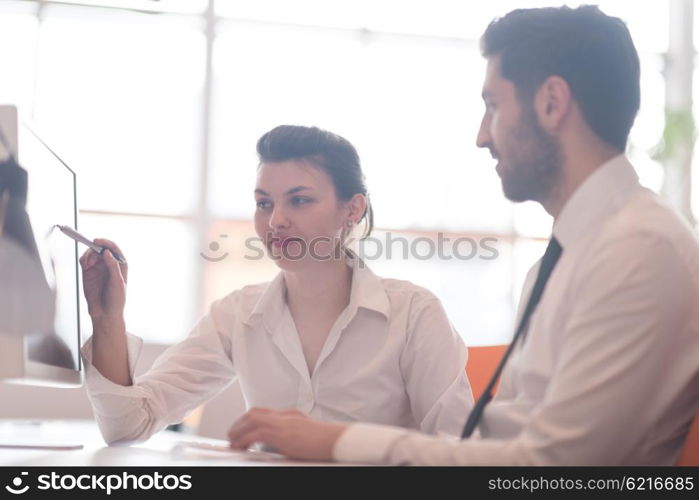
top-left (81, 256), bottom-right (473, 445)
top-left (334, 155), bottom-right (699, 465)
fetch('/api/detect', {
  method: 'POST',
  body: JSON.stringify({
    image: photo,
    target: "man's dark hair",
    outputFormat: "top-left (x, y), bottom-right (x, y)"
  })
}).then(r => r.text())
top-left (256, 125), bottom-right (373, 238)
top-left (481, 5), bottom-right (640, 151)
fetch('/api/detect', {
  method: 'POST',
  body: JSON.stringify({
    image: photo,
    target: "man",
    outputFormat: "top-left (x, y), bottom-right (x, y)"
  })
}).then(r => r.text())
top-left (226, 6), bottom-right (699, 465)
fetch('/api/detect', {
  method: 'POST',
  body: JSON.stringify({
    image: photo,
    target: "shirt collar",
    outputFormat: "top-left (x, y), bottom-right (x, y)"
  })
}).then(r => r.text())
top-left (552, 154), bottom-right (640, 249)
top-left (243, 251), bottom-right (391, 330)
top-left (243, 271), bottom-right (286, 329)
top-left (346, 251), bottom-right (391, 320)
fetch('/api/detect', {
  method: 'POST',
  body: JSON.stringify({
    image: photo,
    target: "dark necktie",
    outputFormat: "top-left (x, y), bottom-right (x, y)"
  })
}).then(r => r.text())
top-left (461, 237), bottom-right (563, 438)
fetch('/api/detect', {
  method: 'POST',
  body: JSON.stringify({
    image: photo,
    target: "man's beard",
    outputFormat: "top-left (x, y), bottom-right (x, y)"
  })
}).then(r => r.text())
top-left (498, 108), bottom-right (562, 203)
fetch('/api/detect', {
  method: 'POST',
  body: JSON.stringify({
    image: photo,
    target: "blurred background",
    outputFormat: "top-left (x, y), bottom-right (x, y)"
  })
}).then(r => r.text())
top-left (0, 0), bottom-right (694, 352)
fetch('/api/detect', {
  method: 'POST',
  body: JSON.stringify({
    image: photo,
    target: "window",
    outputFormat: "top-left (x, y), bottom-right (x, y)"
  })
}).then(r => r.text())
top-left (0, 1), bottom-right (687, 347)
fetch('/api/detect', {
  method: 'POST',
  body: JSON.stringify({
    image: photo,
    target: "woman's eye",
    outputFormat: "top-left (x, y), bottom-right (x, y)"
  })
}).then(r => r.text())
top-left (291, 196), bottom-right (312, 206)
top-left (256, 200), bottom-right (272, 209)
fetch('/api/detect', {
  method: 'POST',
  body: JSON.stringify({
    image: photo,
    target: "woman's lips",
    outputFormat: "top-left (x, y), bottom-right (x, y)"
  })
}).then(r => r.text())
top-left (270, 237), bottom-right (303, 249)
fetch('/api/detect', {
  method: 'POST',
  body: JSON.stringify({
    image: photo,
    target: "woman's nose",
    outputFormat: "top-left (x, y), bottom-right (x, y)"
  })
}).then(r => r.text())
top-left (269, 206), bottom-right (290, 229)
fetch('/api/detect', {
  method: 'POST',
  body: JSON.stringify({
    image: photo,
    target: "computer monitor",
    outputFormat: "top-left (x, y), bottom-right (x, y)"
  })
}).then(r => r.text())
top-left (0, 105), bottom-right (82, 388)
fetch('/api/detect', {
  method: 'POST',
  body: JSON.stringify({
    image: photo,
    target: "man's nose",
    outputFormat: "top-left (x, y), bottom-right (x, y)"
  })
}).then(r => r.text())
top-left (476, 115), bottom-right (491, 149)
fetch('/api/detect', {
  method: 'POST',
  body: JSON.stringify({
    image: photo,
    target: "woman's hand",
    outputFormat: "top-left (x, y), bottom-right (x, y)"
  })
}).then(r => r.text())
top-left (79, 238), bottom-right (128, 324)
top-left (227, 408), bottom-right (348, 461)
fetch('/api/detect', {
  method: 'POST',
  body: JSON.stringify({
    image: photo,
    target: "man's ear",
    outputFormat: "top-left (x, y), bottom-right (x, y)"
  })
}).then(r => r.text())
top-left (534, 75), bottom-right (571, 132)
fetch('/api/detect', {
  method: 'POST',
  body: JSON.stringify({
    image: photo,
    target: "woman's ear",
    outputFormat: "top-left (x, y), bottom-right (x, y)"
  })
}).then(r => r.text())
top-left (346, 193), bottom-right (367, 225)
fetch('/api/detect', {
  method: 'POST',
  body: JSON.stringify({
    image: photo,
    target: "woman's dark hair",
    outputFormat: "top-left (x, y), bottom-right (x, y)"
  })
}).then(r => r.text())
top-left (256, 125), bottom-right (374, 239)
top-left (481, 5), bottom-right (640, 151)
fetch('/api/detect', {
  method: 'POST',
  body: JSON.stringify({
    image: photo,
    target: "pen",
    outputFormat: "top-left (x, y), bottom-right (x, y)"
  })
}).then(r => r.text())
top-left (54, 225), bottom-right (126, 264)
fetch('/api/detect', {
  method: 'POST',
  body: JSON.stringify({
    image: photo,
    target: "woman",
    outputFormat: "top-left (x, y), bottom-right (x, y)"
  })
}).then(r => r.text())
top-left (80, 125), bottom-right (473, 445)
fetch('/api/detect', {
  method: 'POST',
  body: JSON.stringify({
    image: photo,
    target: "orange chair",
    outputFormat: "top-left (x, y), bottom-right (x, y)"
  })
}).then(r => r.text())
top-left (465, 345), bottom-right (507, 401)
top-left (676, 409), bottom-right (699, 466)
top-left (466, 345), bottom-right (699, 465)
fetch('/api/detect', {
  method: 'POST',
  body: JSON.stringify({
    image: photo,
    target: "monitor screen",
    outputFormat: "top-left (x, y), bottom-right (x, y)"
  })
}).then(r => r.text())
top-left (19, 123), bottom-right (81, 374)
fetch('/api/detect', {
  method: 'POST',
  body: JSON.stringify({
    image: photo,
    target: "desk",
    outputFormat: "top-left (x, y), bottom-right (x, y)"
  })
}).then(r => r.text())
top-left (0, 420), bottom-right (327, 466)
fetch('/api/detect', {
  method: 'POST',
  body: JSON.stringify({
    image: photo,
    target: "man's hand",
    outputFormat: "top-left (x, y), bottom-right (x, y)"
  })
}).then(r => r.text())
top-left (227, 408), bottom-right (348, 462)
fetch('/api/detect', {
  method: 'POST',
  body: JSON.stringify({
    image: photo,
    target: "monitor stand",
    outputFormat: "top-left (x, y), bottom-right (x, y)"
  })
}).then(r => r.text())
top-left (0, 420), bottom-right (85, 451)
top-left (0, 442), bottom-right (83, 450)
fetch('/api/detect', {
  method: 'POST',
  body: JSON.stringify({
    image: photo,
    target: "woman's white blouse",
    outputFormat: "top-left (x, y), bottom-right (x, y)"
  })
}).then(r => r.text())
top-left (81, 258), bottom-right (473, 445)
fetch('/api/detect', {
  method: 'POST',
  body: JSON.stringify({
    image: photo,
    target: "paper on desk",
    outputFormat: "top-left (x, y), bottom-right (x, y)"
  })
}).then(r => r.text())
top-left (171, 440), bottom-right (285, 462)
